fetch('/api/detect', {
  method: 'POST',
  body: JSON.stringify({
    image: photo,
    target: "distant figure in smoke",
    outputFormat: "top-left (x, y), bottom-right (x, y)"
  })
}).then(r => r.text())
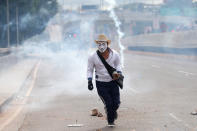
top-left (87, 34), bottom-right (122, 126)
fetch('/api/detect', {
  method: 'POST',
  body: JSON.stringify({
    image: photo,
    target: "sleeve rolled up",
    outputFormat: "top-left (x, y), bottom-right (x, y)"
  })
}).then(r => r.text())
top-left (87, 55), bottom-right (94, 80)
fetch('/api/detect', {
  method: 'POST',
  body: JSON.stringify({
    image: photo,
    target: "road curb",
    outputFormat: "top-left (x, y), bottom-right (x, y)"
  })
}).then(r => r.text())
top-left (126, 50), bottom-right (197, 61)
top-left (0, 50), bottom-right (11, 57)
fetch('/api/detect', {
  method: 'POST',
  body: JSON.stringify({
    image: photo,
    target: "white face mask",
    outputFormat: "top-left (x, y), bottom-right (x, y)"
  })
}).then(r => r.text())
top-left (97, 42), bottom-right (108, 53)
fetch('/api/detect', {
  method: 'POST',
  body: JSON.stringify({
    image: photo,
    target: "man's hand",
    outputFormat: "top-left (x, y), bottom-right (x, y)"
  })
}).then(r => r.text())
top-left (112, 71), bottom-right (120, 80)
top-left (88, 80), bottom-right (94, 91)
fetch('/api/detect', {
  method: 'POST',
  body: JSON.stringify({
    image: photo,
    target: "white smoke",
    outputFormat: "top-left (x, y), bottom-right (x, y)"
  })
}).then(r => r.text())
top-left (105, 0), bottom-right (126, 67)
top-left (18, 3), bottom-right (99, 103)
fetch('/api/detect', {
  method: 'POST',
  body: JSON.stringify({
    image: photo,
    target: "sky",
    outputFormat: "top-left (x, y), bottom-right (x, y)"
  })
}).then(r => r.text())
top-left (58, 0), bottom-right (164, 10)
top-left (118, 0), bottom-right (163, 4)
top-left (58, 0), bottom-right (164, 7)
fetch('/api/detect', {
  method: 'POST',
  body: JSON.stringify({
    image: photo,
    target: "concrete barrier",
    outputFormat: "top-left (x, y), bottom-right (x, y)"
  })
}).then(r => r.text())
top-left (122, 30), bottom-right (197, 48)
top-left (120, 30), bottom-right (197, 61)
top-left (128, 46), bottom-right (197, 56)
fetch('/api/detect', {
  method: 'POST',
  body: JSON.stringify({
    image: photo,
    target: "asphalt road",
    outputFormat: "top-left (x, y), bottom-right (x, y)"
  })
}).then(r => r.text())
top-left (0, 51), bottom-right (197, 131)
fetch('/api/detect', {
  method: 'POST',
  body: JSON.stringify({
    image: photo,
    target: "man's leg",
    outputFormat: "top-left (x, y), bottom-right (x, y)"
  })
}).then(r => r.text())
top-left (96, 81), bottom-right (115, 124)
top-left (110, 81), bottom-right (120, 120)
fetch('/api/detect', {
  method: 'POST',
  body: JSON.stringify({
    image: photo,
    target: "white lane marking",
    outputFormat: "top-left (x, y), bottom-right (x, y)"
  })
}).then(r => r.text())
top-left (169, 113), bottom-right (192, 129)
top-left (178, 71), bottom-right (195, 76)
top-left (0, 60), bottom-right (41, 131)
top-left (151, 65), bottom-right (160, 68)
top-left (169, 113), bottom-right (182, 122)
top-left (129, 88), bottom-right (139, 94)
top-left (184, 123), bottom-right (191, 128)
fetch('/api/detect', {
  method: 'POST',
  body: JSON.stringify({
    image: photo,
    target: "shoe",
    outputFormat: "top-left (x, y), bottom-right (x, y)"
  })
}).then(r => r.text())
top-left (107, 122), bottom-right (115, 127)
top-left (114, 111), bottom-right (118, 120)
top-left (191, 111), bottom-right (197, 115)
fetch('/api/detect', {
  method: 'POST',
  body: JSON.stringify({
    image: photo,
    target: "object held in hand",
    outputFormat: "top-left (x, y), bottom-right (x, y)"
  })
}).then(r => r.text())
top-left (112, 71), bottom-right (120, 80)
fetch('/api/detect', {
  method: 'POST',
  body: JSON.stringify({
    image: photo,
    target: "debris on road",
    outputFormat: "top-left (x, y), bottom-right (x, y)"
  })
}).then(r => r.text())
top-left (67, 120), bottom-right (83, 127)
top-left (91, 108), bottom-right (103, 117)
top-left (91, 108), bottom-right (98, 116)
top-left (97, 112), bottom-right (103, 117)
top-left (67, 124), bottom-right (83, 127)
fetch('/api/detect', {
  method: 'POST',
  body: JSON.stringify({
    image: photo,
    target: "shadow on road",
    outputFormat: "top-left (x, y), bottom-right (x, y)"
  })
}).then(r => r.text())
top-left (91, 127), bottom-right (116, 131)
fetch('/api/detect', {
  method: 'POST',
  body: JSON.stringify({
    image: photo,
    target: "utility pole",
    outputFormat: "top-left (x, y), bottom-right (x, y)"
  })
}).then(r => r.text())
top-left (100, 0), bottom-right (103, 10)
top-left (100, 0), bottom-right (102, 10)
top-left (6, 0), bottom-right (10, 48)
top-left (16, 5), bottom-right (19, 47)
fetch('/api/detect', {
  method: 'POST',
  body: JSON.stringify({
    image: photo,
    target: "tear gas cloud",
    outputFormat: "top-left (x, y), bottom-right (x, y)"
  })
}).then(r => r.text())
top-left (18, 5), bottom-right (98, 105)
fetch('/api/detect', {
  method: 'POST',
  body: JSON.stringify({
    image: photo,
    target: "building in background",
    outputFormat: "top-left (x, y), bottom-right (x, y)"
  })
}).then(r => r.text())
top-left (163, 0), bottom-right (193, 7)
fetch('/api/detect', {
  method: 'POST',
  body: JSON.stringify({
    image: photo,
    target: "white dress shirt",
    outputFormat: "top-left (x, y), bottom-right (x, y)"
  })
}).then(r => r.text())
top-left (87, 48), bottom-right (122, 82)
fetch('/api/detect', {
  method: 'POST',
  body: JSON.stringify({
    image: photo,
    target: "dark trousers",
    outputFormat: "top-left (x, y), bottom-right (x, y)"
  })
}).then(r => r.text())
top-left (96, 80), bottom-right (120, 123)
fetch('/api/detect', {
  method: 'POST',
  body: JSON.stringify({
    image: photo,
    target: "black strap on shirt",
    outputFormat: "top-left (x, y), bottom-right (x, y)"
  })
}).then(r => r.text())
top-left (96, 50), bottom-right (116, 79)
